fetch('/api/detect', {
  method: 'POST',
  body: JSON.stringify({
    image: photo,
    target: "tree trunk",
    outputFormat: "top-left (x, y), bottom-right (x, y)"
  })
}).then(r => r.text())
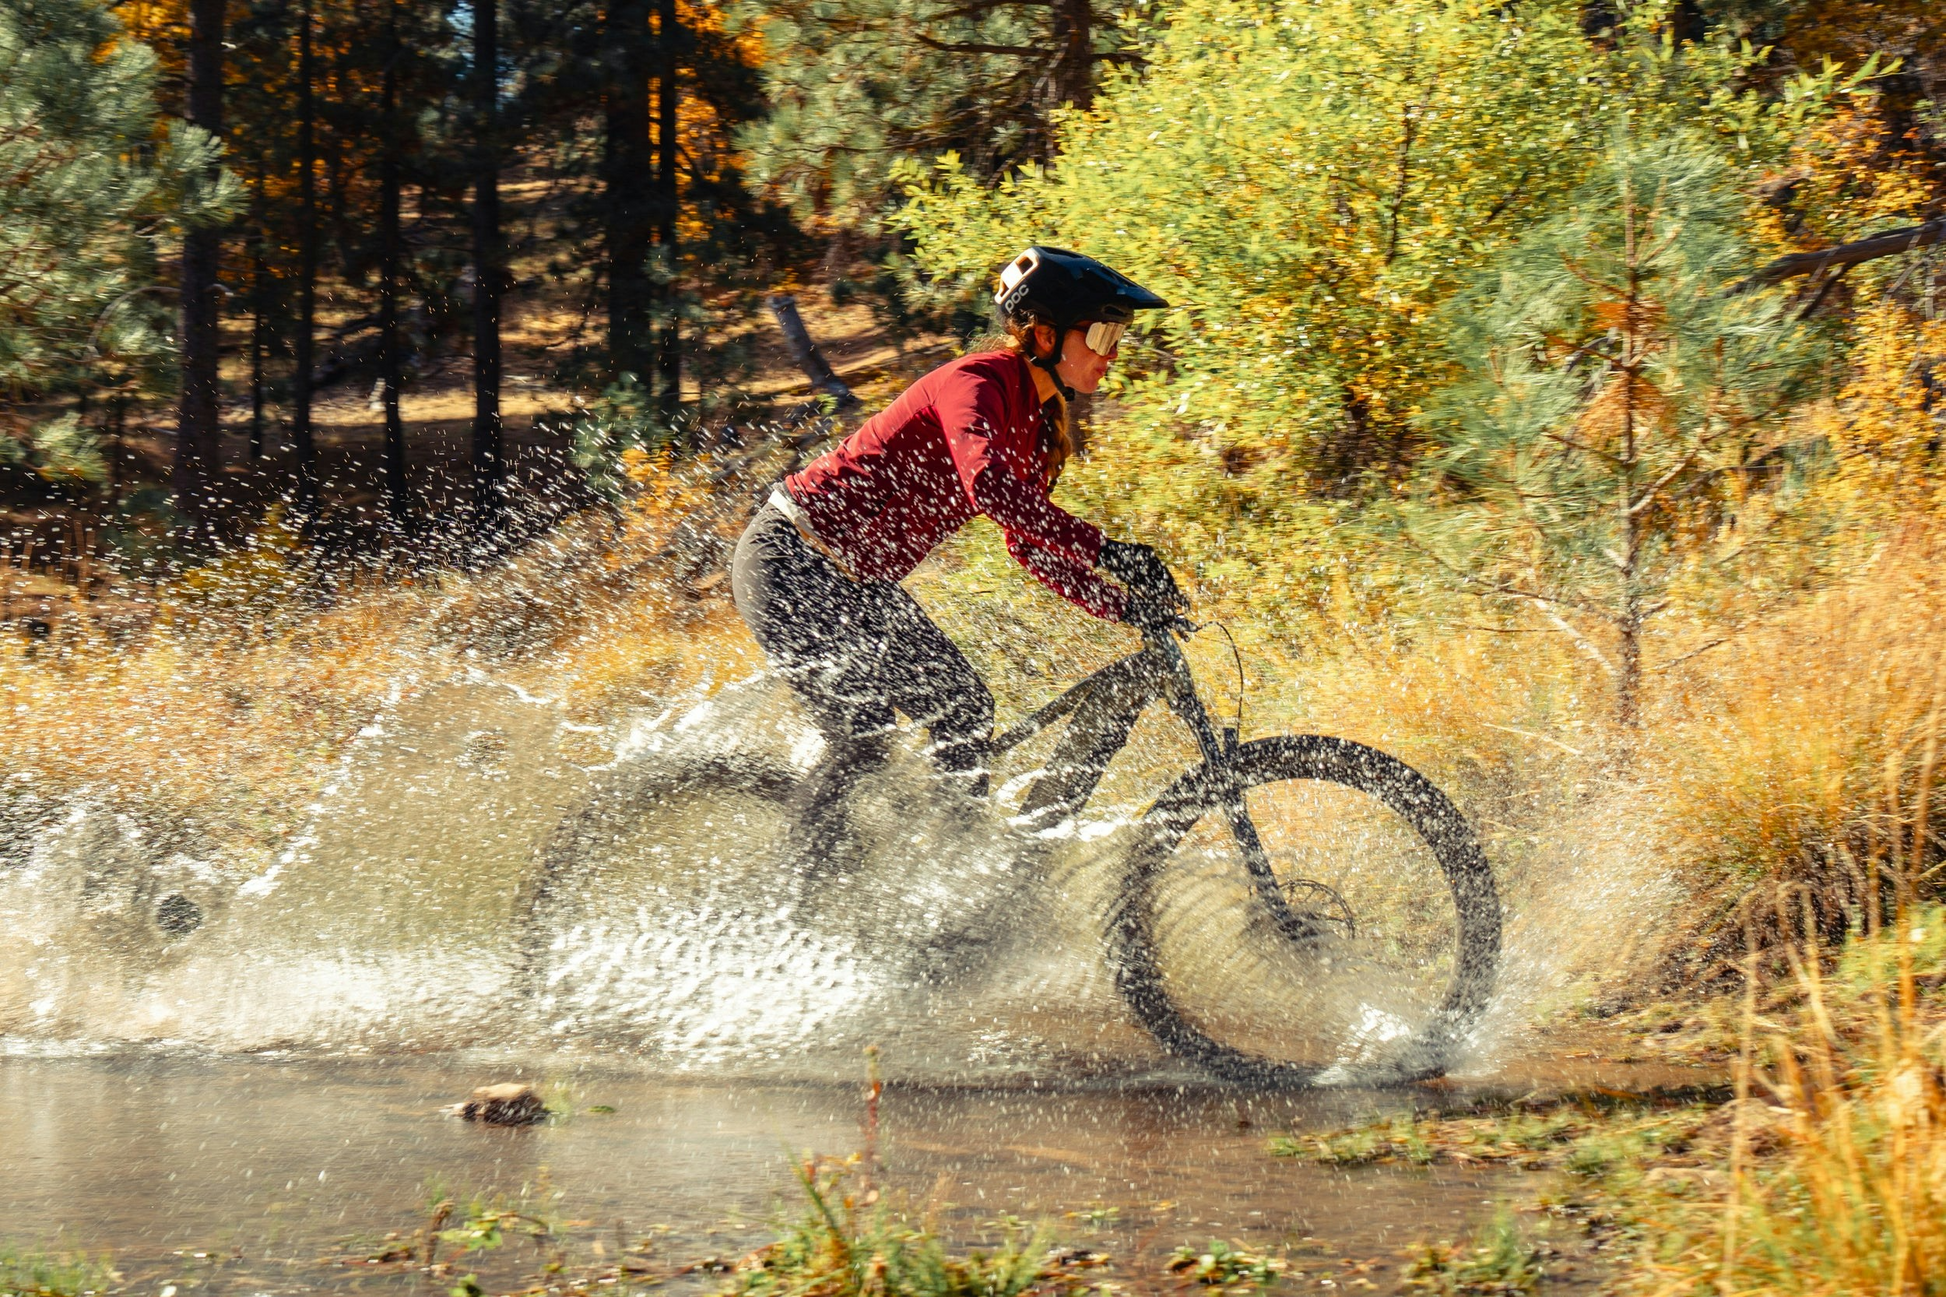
top-left (1614, 202), bottom-right (1644, 730)
top-left (293, 0), bottom-right (320, 515)
top-left (174, 0), bottom-right (227, 536)
top-left (1052, 0), bottom-right (1093, 110)
top-left (379, 0), bottom-right (408, 527)
top-left (472, 0), bottom-right (504, 537)
top-left (654, 0), bottom-right (680, 427)
top-left (605, 0), bottom-right (655, 385)
top-left (1580, 1), bottom-right (1618, 37)
top-left (766, 294), bottom-right (858, 409)
top-left (248, 146), bottom-right (266, 463)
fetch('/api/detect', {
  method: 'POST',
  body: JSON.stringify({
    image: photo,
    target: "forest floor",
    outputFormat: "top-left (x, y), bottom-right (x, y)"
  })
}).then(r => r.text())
top-left (1, 166), bottom-right (957, 631)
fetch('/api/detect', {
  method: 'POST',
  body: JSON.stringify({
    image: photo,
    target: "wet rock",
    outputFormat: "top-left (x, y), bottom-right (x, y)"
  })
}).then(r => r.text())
top-left (459, 1083), bottom-right (546, 1126)
top-left (456, 729), bottom-right (511, 779)
top-left (1641, 1165), bottom-right (1725, 1193)
top-left (156, 892), bottom-right (204, 935)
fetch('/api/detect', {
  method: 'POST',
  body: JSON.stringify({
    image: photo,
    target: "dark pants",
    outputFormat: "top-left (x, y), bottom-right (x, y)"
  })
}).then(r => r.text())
top-left (732, 503), bottom-right (994, 873)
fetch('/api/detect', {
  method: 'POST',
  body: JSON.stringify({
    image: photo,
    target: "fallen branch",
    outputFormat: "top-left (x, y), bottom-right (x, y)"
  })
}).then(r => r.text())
top-left (767, 294), bottom-right (861, 412)
top-left (1734, 217), bottom-right (1946, 294)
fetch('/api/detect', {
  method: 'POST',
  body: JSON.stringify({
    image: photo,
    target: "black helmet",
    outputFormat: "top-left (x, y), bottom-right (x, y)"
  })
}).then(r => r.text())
top-left (993, 246), bottom-right (1169, 328)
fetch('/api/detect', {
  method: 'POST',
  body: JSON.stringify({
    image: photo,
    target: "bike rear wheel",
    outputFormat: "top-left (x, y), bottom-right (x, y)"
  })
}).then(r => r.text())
top-left (1108, 735), bottom-right (1500, 1086)
top-left (517, 750), bottom-right (802, 1041)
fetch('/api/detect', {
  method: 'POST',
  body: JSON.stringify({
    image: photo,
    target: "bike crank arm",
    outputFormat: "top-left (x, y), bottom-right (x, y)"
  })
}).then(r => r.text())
top-left (1146, 626), bottom-right (1333, 945)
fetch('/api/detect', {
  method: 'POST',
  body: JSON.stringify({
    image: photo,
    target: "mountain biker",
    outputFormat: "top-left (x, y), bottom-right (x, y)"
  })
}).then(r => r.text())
top-left (731, 246), bottom-right (1184, 881)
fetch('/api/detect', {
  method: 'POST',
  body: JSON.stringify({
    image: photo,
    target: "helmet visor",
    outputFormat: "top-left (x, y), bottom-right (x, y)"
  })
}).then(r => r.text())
top-left (1083, 320), bottom-right (1127, 355)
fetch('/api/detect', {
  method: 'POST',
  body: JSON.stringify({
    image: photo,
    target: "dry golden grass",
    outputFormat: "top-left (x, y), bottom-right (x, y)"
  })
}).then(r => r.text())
top-left (1644, 528), bottom-right (1946, 971)
top-left (0, 561), bottom-right (442, 839)
top-left (1623, 895), bottom-right (1946, 1294)
top-left (1545, 658), bottom-right (1946, 1294)
top-left (0, 465), bottom-right (766, 853)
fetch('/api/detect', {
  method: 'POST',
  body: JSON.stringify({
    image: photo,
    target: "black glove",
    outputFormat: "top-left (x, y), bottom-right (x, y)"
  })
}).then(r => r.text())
top-left (1098, 538), bottom-right (1185, 623)
top-left (1121, 594), bottom-right (1185, 633)
top-left (1098, 538), bottom-right (1181, 602)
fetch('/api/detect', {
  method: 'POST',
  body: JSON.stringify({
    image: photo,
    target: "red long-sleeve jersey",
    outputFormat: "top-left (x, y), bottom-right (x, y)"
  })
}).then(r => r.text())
top-left (783, 349), bottom-right (1127, 620)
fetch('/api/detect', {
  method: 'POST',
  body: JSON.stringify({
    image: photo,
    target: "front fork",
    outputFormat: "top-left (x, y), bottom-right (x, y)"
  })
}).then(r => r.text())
top-left (1147, 629), bottom-right (1326, 944)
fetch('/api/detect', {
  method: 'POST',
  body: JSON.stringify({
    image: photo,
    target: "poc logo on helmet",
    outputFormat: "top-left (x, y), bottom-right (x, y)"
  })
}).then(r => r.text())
top-left (991, 245), bottom-right (1169, 333)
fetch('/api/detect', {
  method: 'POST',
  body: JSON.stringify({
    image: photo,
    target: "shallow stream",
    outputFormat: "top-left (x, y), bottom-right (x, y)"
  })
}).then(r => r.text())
top-left (2, 655), bottom-right (1694, 1291)
top-left (0, 1052), bottom-right (1703, 1294)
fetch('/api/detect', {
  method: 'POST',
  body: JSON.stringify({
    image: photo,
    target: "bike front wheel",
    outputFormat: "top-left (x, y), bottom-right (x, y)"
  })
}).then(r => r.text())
top-left (1108, 735), bottom-right (1500, 1086)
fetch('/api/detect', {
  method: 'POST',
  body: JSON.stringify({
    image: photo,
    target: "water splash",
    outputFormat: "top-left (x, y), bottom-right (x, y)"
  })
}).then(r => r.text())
top-left (0, 656), bottom-right (1674, 1082)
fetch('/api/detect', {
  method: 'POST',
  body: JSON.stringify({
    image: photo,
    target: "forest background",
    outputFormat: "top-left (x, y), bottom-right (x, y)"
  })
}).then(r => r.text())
top-left (3, 0), bottom-right (1946, 1287)
top-left (5, 0), bottom-right (1938, 939)
top-left (4, 0), bottom-right (1945, 998)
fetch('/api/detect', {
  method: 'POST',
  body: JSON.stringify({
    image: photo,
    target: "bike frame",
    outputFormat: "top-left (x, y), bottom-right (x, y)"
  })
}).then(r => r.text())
top-left (990, 627), bottom-right (1318, 941)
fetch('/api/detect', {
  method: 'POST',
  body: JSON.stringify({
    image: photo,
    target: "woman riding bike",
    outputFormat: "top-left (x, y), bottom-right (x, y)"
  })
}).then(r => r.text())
top-left (732, 246), bottom-right (1181, 885)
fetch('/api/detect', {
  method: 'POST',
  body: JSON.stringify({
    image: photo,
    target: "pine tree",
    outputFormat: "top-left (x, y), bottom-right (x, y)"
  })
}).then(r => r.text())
top-left (218, 0), bottom-right (460, 521)
top-left (226, 0), bottom-right (302, 467)
top-left (1419, 131), bottom-right (1825, 726)
top-left (174, 0), bottom-right (229, 533)
top-left (293, 0), bottom-right (321, 513)
top-left (0, 0), bottom-right (234, 479)
top-left (605, 0), bottom-right (658, 386)
top-left (518, 0), bottom-right (786, 433)
top-left (377, 0), bottom-right (408, 521)
top-left (652, 0), bottom-right (678, 426)
top-left (737, 0), bottom-right (1152, 241)
top-left (471, 0), bottom-right (504, 535)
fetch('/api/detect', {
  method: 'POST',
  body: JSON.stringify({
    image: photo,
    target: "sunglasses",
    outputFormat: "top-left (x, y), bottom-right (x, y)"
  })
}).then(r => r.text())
top-left (1082, 320), bottom-right (1127, 355)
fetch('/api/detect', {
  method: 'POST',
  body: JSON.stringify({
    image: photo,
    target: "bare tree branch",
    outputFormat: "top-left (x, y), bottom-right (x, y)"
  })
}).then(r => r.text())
top-left (913, 33), bottom-right (1052, 56)
top-left (1533, 601), bottom-right (1619, 678)
top-left (1733, 216), bottom-right (1946, 294)
top-left (1793, 259), bottom-right (1852, 321)
top-left (1651, 635), bottom-right (1731, 671)
top-left (1401, 530), bottom-right (1614, 619)
top-left (1484, 722), bottom-right (1586, 757)
top-left (1481, 164), bottom-right (1535, 228)
top-left (1627, 449), bottom-right (1699, 516)
top-left (1384, 104), bottom-right (1417, 265)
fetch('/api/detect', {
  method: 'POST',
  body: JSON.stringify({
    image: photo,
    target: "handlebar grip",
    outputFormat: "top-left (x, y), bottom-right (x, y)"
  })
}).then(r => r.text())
top-left (1140, 614), bottom-right (1198, 648)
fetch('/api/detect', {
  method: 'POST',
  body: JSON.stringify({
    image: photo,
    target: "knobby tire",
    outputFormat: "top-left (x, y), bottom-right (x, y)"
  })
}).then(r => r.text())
top-left (514, 751), bottom-right (799, 1000)
top-left (1107, 734), bottom-right (1501, 1087)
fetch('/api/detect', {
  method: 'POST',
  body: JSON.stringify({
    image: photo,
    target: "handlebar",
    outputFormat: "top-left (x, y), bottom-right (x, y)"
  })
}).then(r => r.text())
top-left (1137, 613), bottom-right (1199, 647)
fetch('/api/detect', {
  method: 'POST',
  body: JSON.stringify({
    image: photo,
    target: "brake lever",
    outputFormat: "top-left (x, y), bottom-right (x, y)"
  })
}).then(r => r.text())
top-left (1137, 613), bottom-right (1199, 650)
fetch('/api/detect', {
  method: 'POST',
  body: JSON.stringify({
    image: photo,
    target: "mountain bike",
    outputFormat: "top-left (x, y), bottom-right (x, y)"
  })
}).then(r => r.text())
top-left (519, 620), bottom-right (1501, 1087)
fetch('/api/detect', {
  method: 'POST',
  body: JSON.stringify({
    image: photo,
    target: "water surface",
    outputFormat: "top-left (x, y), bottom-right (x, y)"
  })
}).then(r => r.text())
top-left (0, 1054), bottom-right (1640, 1294)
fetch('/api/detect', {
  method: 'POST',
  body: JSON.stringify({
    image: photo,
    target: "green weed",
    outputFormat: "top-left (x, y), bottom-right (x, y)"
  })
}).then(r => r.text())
top-left (1402, 1209), bottom-right (1541, 1295)
top-left (1165, 1239), bottom-right (1286, 1293)
top-left (1268, 1113), bottom-right (1432, 1166)
top-left (729, 1157), bottom-right (1105, 1297)
top-left (0, 1245), bottom-right (114, 1297)
top-left (1273, 1106), bottom-right (1647, 1172)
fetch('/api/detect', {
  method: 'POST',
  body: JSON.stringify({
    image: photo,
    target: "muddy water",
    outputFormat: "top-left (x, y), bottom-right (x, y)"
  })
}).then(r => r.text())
top-left (0, 654), bottom-right (1694, 1292)
top-left (0, 1054), bottom-right (1657, 1295)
